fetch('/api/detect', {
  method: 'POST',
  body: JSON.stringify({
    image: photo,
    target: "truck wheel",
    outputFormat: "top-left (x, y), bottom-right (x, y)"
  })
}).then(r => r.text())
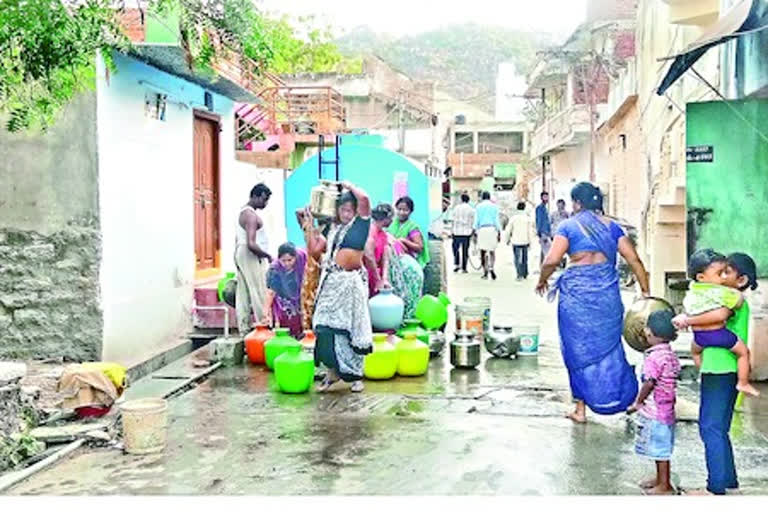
top-left (423, 239), bottom-right (446, 296)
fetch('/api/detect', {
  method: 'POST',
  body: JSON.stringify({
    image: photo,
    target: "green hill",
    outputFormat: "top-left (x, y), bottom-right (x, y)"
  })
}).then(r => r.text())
top-left (335, 24), bottom-right (558, 113)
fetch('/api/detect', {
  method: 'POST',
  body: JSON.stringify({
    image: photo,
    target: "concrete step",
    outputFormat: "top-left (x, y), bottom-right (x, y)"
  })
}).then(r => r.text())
top-left (193, 287), bottom-right (237, 330)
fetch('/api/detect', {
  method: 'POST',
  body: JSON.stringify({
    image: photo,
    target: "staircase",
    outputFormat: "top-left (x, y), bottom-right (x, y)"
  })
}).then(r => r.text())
top-left (235, 85), bottom-right (346, 154)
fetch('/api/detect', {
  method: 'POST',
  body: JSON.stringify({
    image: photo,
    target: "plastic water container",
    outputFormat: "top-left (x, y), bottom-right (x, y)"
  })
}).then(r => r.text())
top-left (513, 326), bottom-right (540, 356)
top-left (119, 398), bottom-right (168, 455)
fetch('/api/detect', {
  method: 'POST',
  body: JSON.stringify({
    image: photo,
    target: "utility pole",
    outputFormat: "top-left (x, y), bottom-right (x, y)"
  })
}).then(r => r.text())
top-left (588, 53), bottom-right (597, 184)
top-left (397, 89), bottom-right (405, 154)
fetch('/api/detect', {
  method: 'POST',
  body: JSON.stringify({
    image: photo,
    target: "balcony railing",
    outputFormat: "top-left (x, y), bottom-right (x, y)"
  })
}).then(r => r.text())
top-left (529, 104), bottom-right (591, 159)
top-left (260, 86), bottom-right (345, 135)
top-left (236, 86), bottom-right (346, 149)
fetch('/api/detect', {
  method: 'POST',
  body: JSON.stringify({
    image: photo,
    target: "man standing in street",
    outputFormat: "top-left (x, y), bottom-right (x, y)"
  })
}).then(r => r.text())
top-left (235, 183), bottom-right (273, 336)
top-left (451, 193), bottom-right (475, 274)
top-left (474, 191), bottom-right (502, 280)
top-left (550, 199), bottom-right (570, 269)
top-left (535, 191), bottom-right (552, 267)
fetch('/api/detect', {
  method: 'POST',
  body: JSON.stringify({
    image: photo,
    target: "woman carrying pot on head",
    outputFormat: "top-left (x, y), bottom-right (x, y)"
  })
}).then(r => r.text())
top-left (367, 203), bottom-right (425, 320)
top-left (312, 182), bottom-right (373, 393)
top-left (296, 207), bottom-right (331, 332)
top-left (389, 196), bottom-right (430, 268)
top-left (263, 242), bottom-right (307, 338)
top-left (535, 182), bottom-right (650, 423)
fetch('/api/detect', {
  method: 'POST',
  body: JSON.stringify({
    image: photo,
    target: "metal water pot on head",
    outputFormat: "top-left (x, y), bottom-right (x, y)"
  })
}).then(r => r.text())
top-left (310, 180), bottom-right (341, 220)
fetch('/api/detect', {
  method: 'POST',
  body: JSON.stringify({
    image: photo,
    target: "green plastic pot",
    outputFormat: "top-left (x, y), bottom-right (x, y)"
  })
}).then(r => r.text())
top-left (415, 292), bottom-right (451, 330)
top-left (397, 319), bottom-right (429, 345)
top-left (364, 333), bottom-right (398, 380)
top-left (396, 333), bottom-right (429, 377)
top-left (274, 348), bottom-right (314, 394)
top-left (265, 328), bottom-right (301, 370)
top-left (217, 272), bottom-right (236, 302)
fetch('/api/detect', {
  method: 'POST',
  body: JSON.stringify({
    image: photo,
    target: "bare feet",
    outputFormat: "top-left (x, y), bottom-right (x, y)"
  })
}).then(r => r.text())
top-left (645, 484), bottom-right (676, 495)
top-left (682, 488), bottom-right (713, 496)
top-left (737, 382), bottom-right (761, 397)
top-left (639, 478), bottom-right (658, 489)
top-left (566, 411), bottom-right (587, 424)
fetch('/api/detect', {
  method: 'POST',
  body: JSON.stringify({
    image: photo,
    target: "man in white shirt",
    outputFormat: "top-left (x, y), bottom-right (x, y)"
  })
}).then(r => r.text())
top-left (451, 193), bottom-right (475, 273)
top-left (504, 201), bottom-right (534, 280)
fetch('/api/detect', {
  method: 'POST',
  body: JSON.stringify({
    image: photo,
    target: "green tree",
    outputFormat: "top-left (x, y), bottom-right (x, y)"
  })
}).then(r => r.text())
top-left (0, 0), bottom-right (357, 133)
top-left (259, 15), bottom-right (362, 74)
top-left (0, 0), bottom-right (127, 132)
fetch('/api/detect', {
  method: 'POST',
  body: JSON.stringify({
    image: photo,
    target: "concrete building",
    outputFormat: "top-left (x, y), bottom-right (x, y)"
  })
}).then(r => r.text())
top-left (447, 122), bottom-right (530, 199)
top-left (521, 0), bottom-right (768, 378)
top-left (279, 56), bottom-right (442, 176)
top-left (0, 15), bottom-right (286, 366)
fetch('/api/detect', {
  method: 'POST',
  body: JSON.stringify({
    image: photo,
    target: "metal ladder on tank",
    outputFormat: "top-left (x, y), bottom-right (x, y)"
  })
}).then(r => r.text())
top-left (318, 134), bottom-right (341, 182)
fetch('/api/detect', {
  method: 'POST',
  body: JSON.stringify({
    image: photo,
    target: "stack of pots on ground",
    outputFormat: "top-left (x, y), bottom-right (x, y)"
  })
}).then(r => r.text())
top-left (265, 328), bottom-right (300, 370)
top-left (364, 333), bottom-right (398, 380)
top-left (484, 323), bottom-right (521, 359)
top-left (244, 324), bottom-right (275, 365)
top-left (414, 292), bottom-right (451, 330)
top-left (397, 319), bottom-right (429, 345)
top-left (463, 297), bottom-right (491, 335)
top-left (450, 330), bottom-right (481, 369)
top-left (369, 288), bottom-right (405, 332)
top-left (396, 333), bottom-right (429, 377)
top-left (267, 329), bottom-right (314, 394)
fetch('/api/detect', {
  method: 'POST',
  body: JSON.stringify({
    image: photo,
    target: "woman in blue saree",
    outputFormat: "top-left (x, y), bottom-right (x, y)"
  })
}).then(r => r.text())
top-left (535, 183), bottom-right (650, 423)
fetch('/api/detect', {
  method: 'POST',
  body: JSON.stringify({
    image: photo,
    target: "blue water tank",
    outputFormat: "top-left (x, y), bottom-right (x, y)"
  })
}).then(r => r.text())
top-left (284, 143), bottom-right (429, 248)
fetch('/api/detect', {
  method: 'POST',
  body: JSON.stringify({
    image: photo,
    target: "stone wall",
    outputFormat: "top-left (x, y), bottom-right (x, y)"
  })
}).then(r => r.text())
top-left (0, 220), bottom-right (102, 360)
top-left (0, 93), bottom-right (102, 360)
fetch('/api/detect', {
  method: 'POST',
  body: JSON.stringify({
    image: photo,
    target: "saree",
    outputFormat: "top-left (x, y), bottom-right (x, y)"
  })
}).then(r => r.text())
top-left (548, 211), bottom-right (638, 415)
top-left (371, 230), bottom-right (423, 320)
top-left (313, 218), bottom-right (373, 382)
top-left (388, 218), bottom-right (430, 267)
top-left (266, 249), bottom-right (307, 337)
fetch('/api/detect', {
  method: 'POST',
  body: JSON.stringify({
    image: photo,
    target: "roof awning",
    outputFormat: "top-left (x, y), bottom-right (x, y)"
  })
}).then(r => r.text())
top-left (657, 0), bottom-right (760, 96)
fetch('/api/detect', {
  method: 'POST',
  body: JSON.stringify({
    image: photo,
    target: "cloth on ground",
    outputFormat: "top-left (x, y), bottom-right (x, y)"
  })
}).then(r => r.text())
top-left (57, 365), bottom-right (120, 410)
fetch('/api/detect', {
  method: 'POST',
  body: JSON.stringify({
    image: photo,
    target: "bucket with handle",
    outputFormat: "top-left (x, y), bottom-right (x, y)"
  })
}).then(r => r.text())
top-left (513, 326), bottom-right (540, 356)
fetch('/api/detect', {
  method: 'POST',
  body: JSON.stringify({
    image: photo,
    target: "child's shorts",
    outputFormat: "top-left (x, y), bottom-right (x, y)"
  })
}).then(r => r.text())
top-left (694, 328), bottom-right (738, 349)
top-left (634, 414), bottom-right (675, 461)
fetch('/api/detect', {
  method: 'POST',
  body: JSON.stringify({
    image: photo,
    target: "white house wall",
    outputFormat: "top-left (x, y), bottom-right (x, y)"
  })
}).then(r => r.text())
top-left (95, 52), bottom-right (286, 365)
top-left (219, 165), bottom-right (287, 277)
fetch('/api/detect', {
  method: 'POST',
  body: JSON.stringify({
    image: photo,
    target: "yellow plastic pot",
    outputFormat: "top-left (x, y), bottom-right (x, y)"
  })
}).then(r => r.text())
top-left (364, 333), bottom-right (398, 380)
top-left (396, 333), bottom-right (429, 377)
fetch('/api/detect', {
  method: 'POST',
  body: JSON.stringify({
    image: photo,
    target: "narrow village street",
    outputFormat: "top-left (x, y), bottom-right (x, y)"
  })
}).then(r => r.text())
top-left (8, 244), bottom-right (768, 496)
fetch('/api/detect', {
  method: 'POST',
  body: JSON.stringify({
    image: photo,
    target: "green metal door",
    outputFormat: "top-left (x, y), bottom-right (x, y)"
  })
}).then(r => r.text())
top-left (686, 99), bottom-right (768, 276)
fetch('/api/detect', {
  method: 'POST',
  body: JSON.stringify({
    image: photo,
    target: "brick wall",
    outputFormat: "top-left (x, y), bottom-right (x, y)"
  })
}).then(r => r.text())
top-left (117, 9), bottom-right (146, 43)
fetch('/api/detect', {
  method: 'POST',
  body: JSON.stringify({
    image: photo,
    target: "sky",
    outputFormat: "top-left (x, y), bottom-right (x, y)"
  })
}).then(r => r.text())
top-left (256, 0), bottom-right (588, 38)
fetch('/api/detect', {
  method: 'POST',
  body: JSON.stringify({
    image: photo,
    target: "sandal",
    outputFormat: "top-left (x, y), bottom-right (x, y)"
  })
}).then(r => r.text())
top-left (316, 376), bottom-right (339, 393)
top-left (350, 381), bottom-right (364, 393)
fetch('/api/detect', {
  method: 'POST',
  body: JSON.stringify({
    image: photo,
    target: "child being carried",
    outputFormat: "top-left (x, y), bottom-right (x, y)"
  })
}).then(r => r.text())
top-left (674, 249), bottom-right (759, 397)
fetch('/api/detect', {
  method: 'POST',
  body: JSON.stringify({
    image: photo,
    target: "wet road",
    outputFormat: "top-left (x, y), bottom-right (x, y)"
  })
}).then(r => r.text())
top-left (8, 246), bottom-right (768, 495)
